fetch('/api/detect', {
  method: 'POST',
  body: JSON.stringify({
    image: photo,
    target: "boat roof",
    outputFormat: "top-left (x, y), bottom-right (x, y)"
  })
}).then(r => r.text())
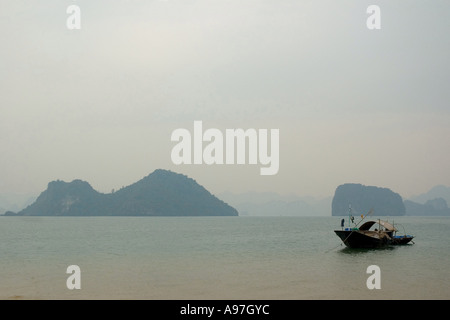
top-left (359, 220), bottom-right (397, 231)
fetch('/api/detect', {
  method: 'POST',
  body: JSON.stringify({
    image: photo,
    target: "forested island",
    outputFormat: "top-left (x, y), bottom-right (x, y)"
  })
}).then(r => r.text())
top-left (332, 183), bottom-right (405, 216)
top-left (332, 183), bottom-right (450, 216)
top-left (5, 169), bottom-right (238, 217)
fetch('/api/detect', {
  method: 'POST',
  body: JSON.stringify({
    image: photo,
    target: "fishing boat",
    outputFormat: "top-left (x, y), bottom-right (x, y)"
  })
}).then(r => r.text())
top-left (334, 209), bottom-right (414, 249)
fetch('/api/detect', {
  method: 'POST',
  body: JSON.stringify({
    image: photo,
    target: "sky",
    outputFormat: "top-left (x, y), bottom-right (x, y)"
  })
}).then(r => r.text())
top-left (1, 0), bottom-right (449, 200)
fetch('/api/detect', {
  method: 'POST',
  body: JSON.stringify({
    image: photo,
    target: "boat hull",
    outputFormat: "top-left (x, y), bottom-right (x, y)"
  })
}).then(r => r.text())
top-left (334, 230), bottom-right (391, 248)
top-left (392, 235), bottom-right (414, 245)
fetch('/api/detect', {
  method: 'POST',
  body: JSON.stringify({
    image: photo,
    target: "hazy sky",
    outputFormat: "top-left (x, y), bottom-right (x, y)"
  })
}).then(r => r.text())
top-left (1, 0), bottom-right (449, 199)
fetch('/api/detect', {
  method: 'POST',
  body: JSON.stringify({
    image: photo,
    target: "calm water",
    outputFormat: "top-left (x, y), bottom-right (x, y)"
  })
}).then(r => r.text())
top-left (0, 216), bottom-right (449, 300)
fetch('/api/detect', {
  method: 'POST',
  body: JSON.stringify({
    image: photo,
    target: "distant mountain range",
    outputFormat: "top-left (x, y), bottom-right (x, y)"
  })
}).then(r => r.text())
top-left (221, 184), bottom-right (450, 217)
top-left (409, 185), bottom-right (450, 206)
top-left (2, 174), bottom-right (449, 217)
top-left (4, 169), bottom-right (238, 217)
top-left (404, 185), bottom-right (450, 216)
top-left (404, 198), bottom-right (450, 216)
top-left (218, 191), bottom-right (331, 216)
top-left (0, 193), bottom-right (36, 215)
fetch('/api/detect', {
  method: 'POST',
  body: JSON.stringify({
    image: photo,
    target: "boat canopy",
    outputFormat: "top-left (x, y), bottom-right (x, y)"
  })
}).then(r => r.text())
top-left (359, 220), bottom-right (397, 232)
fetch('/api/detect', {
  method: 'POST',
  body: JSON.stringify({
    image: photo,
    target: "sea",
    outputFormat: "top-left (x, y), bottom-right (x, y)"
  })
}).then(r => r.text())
top-left (0, 215), bottom-right (449, 300)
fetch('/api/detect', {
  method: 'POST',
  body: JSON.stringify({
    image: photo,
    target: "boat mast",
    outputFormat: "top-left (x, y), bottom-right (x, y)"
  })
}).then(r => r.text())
top-left (348, 204), bottom-right (352, 228)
